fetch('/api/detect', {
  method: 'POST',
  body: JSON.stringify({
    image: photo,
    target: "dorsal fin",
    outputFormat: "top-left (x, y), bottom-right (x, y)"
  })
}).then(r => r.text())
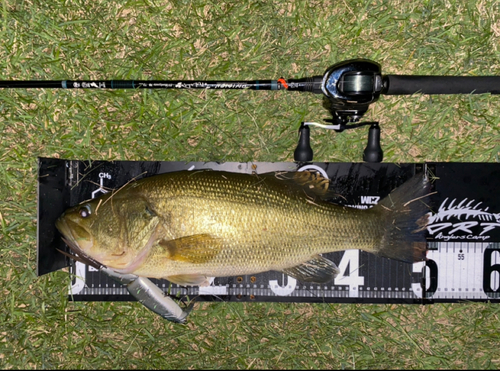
top-left (260, 170), bottom-right (337, 200)
top-left (290, 170), bottom-right (330, 196)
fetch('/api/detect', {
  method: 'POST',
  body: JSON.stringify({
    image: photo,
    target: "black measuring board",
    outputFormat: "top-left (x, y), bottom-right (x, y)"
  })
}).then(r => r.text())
top-left (37, 158), bottom-right (500, 304)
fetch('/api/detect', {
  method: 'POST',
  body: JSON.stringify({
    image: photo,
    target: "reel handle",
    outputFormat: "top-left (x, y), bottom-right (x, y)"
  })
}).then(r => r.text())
top-left (363, 123), bottom-right (383, 163)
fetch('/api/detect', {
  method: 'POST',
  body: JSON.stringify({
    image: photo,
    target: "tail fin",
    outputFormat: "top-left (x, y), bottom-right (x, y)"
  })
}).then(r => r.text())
top-left (373, 172), bottom-right (431, 263)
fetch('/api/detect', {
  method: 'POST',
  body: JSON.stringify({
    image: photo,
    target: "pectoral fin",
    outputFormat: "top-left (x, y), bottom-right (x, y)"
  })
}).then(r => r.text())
top-left (158, 234), bottom-right (221, 264)
top-left (281, 255), bottom-right (340, 284)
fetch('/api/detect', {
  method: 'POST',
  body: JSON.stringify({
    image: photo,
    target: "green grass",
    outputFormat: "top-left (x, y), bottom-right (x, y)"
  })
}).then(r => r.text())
top-left (1, 0), bottom-right (500, 368)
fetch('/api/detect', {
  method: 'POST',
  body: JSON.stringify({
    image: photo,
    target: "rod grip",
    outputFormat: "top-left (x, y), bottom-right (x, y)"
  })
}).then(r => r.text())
top-left (384, 75), bottom-right (500, 95)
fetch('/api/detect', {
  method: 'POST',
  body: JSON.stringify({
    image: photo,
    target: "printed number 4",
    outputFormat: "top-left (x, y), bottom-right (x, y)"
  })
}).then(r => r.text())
top-left (334, 250), bottom-right (365, 297)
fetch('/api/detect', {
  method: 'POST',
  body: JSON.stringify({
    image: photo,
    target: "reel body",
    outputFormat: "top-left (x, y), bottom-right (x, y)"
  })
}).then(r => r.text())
top-left (321, 59), bottom-right (383, 126)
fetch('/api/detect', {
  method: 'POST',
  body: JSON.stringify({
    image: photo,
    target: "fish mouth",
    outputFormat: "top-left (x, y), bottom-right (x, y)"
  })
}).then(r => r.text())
top-left (55, 218), bottom-right (103, 270)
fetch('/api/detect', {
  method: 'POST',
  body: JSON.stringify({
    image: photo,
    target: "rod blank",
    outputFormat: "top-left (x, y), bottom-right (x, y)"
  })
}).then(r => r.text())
top-left (2, 74), bottom-right (500, 96)
top-left (0, 80), bottom-right (282, 90)
top-left (384, 75), bottom-right (500, 95)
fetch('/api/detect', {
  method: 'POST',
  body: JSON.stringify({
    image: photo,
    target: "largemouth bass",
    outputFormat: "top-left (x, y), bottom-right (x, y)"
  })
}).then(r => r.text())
top-left (56, 170), bottom-right (430, 286)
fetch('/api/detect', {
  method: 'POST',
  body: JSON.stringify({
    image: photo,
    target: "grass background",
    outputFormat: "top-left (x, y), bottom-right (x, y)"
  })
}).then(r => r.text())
top-left (1, 0), bottom-right (500, 368)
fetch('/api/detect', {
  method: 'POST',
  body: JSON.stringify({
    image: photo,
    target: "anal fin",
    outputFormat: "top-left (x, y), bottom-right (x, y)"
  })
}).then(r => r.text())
top-left (281, 255), bottom-right (340, 284)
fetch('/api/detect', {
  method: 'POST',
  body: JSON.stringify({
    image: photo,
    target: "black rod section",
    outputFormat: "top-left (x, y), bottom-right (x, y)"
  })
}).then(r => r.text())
top-left (384, 75), bottom-right (500, 95)
top-left (0, 80), bottom-right (283, 90)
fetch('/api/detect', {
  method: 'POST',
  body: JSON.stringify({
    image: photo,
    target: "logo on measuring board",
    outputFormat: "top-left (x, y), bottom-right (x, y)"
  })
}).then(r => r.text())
top-left (426, 198), bottom-right (500, 241)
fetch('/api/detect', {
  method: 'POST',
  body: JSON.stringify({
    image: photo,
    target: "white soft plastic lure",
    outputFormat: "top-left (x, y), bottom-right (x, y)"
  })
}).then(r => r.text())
top-left (100, 267), bottom-right (193, 323)
top-left (59, 237), bottom-right (193, 323)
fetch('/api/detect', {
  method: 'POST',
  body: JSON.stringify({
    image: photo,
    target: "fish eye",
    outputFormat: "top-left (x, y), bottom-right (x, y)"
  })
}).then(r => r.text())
top-left (78, 205), bottom-right (92, 218)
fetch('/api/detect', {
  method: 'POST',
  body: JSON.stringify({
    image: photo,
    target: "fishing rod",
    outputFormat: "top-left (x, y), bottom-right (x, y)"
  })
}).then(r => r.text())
top-left (2, 59), bottom-right (499, 162)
